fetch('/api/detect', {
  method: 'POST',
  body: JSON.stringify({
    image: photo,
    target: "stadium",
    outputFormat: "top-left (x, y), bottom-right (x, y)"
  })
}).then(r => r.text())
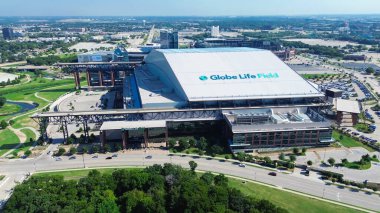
top-left (36, 48), bottom-right (334, 153)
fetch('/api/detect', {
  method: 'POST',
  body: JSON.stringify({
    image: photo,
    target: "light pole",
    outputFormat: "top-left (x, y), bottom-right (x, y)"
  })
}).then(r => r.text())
top-left (82, 154), bottom-right (86, 168)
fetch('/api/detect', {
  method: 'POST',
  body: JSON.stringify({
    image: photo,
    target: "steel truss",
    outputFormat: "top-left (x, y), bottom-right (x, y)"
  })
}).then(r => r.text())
top-left (32, 109), bottom-right (223, 143)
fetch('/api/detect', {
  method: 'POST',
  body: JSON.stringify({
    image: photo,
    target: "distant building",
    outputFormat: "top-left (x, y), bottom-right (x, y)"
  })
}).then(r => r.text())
top-left (343, 55), bottom-right (367, 61)
top-left (2, 28), bottom-right (15, 40)
top-left (67, 28), bottom-right (86, 33)
top-left (77, 51), bottom-right (114, 63)
top-left (160, 30), bottom-right (179, 49)
top-left (211, 26), bottom-right (220, 37)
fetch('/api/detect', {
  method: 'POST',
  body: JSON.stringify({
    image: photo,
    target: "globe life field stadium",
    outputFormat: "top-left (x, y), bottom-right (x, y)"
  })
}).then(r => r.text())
top-left (34, 48), bottom-right (334, 153)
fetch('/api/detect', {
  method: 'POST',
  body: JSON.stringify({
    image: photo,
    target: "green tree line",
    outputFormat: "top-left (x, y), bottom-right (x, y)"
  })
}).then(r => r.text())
top-left (4, 164), bottom-right (287, 213)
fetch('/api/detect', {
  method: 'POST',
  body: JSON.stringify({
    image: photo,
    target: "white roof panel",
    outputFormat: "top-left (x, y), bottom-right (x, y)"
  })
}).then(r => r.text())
top-left (146, 48), bottom-right (323, 102)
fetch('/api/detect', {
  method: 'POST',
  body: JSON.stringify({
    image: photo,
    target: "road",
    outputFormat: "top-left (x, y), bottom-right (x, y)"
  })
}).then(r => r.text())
top-left (0, 150), bottom-right (379, 212)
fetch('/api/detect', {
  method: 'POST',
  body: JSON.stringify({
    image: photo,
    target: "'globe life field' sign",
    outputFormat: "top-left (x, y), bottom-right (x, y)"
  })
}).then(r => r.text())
top-left (198, 73), bottom-right (279, 81)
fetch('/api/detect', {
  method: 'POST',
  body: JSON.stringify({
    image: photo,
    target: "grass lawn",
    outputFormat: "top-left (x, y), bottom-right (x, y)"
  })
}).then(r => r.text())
top-left (34, 168), bottom-right (361, 213)
top-left (0, 175), bottom-right (4, 181)
top-left (0, 129), bottom-right (20, 156)
top-left (354, 123), bottom-right (371, 133)
top-left (20, 128), bottom-right (36, 142)
top-left (37, 83), bottom-right (75, 101)
top-left (332, 130), bottom-right (375, 152)
top-left (341, 161), bottom-right (371, 170)
top-left (0, 103), bottom-right (21, 116)
top-left (228, 178), bottom-right (362, 213)
top-left (34, 168), bottom-right (139, 181)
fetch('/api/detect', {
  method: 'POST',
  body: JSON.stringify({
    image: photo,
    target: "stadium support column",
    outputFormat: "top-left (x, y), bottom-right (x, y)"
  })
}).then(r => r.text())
top-left (74, 71), bottom-right (81, 90)
top-left (73, 72), bottom-right (79, 89)
top-left (82, 119), bottom-right (89, 143)
top-left (61, 120), bottom-right (69, 144)
top-left (165, 127), bottom-right (168, 147)
top-left (111, 71), bottom-right (115, 87)
top-left (100, 130), bottom-right (106, 147)
top-left (144, 128), bottom-right (148, 148)
top-left (121, 129), bottom-right (128, 150)
top-left (98, 71), bottom-right (103, 86)
top-left (86, 70), bottom-right (91, 87)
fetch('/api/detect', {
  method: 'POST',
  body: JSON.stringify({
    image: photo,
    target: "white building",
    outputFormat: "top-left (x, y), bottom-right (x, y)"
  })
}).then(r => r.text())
top-left (211, 26), bottom-right (220, 37)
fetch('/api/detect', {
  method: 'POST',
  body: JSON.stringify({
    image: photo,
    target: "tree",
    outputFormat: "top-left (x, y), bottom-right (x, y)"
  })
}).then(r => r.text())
top-left (189, 138), bottom-right (196, 147)
top-left (341, 158), bottom-right (348, 164)
top-left (57, 147), bottom-right (65, 156)
top-left (92, 145), bottom-right (99, 153)
top-left (328, 157), bottom-right (335, 166)
top-left (200, 172), bottom-right (214, 185)
top-left (188, 161), bottom-right (198, 171)
top-left (301, 148), bottom-right (307, 153)
top-left (24, 150), bottom-right (32, 157)
top-left (289, 155), bottom-right (297, 162)
top-left (0, 96), bottom-right (6, 107)
top-left (214, 174), bottom-right (228, 186)
top-left (210, 145), bottom-right (223, 155)
top-left (81, 146), bottom-right (88, 154)
top-left (235, 152), bottom-right (246, 162)
top-left (0, 120), bottom-right (8, 129)
top-left (197, 137), bottom-right (207, 150)
top-left (168, 139), bottom-right (176, 149)
top-left (366, 67), bottom-right (375, 74)
top-left (178, 139), bottom-right (189, 151)
top-left (279, 153), bottom-right (285, 161)
top-left (293, 148), bottom-right (299, 155)
top-left (69, 147), bottom-right (77, 155)
top-left (307, 160), bottom-right (313, 166)
top-left (104, 144), bottom-right (111, 153)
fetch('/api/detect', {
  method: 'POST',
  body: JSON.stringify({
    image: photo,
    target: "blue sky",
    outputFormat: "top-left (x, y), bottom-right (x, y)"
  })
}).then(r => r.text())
top-left (1, 0), bottom-right (380, 16)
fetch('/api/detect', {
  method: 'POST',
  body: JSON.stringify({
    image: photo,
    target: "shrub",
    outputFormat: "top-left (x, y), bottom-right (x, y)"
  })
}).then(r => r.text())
top-left (279, 152), bottom-right (285, 161)
top-left (293, 147), bottom-right (299, 155)
top-left (69, 147), bottom-right (77, 155)
top-left (225, 155), bottom-right (230, 160)
top-left (57, 147), bottom-right (65, 156)
top-left (168, 139), bottom-right (176, 149)
top-left (307, 160), bottom-right (313, 166)
top-left (178, 139), bottom-right (190, 151)
top-left (24, 150), bottom-right (32, 157)
top-left (189, 138), bottom-right (196, 147)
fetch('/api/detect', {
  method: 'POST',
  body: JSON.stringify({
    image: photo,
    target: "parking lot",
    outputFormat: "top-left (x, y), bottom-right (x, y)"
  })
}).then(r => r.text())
top-left (319, 79), bottom-right (363, 100)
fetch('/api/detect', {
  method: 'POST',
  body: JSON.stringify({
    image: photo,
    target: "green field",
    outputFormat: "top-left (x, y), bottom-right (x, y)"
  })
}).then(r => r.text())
top-left (20, 128), bottom-right (36, 141)
top-left (0, 103), bottom-right (21, 116)
top-left (0, 77), bottom-right (76, 154)
top-left (0, 129), bottom-right (20, 156)
top-left (34, 168), bottom-right (361, 213)
top-left (37, 83), bottom-right (75, 101)
top-left (332, 130), bottom-right (375, 152)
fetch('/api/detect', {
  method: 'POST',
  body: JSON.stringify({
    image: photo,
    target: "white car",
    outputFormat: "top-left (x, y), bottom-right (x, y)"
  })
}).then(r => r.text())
top-left (238, 163), bottom-right (246, 168)
top-left (55, 157), bottom-right (62, 161)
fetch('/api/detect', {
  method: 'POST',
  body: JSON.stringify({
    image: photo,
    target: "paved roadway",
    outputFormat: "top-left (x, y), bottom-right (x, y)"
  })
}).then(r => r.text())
top-left (0, 150), bottom-right (379, 212)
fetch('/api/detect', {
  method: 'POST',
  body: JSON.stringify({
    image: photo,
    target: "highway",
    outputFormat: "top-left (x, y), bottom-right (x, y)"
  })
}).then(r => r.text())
top-left (0, 150), bottom-right (379, 212)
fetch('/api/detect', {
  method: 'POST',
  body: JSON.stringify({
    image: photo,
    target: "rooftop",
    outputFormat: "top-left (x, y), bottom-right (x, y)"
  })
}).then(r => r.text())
top-left (335, 98), bottom-right (361, 114)
top-left (144, 48), bottom-right (323, 102)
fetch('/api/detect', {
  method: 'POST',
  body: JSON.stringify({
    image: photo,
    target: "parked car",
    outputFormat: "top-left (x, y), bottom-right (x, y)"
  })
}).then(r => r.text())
top-left (112, 154), bottom-right (118, 158)
top-left (145, 155), bottom-right (152, 159)
top-left (69, 156), bottom-right (76, 160)
top-left (106, 156), bottom-right (112, 160)
top-left (268, 172), bottom-right (277, 176)
top-left (238, 163), bottom-right (246, 168)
